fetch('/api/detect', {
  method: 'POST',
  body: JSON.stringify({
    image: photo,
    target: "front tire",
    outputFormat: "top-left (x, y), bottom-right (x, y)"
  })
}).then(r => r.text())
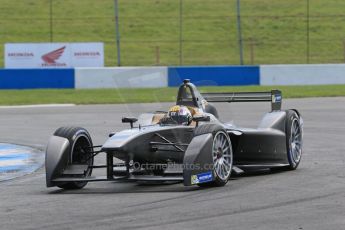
top-left (194, 125), bottom-right (233, 187)
top-left (211, 130), bottom-right (233, 186)
top-left (53, 127), bottom-right (94, 189)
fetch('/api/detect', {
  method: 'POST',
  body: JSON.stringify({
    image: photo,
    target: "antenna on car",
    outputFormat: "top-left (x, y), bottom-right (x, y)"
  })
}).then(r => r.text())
top-left (183, 79), bottom-right (190, 84)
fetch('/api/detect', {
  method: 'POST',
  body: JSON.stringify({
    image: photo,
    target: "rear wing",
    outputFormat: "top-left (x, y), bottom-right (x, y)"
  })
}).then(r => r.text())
top-left (202, 90), bottom-right (282, 111)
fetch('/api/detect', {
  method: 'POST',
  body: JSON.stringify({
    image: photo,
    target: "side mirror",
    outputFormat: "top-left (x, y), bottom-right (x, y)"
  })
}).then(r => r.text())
top-left (192, 115), bottom-right (210, 126)
top-left (122, 117), bottom-right (138, 129)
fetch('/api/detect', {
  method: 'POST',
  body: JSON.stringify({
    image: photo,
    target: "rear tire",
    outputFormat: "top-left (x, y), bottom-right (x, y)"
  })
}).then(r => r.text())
top-left (285, 110), bottom-right (303, 170)
top-left (53, 127), bottom-right (94, 189)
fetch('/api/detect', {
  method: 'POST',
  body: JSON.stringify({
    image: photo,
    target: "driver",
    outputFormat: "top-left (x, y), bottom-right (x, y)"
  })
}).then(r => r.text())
top-left (161, 105), bottom-right (192, 125)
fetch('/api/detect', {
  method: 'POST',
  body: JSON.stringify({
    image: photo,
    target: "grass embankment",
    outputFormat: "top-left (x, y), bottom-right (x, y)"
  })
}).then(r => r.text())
top-left (1, 0), bottom-right (345, 66)
top-left (1, 85), bottom-right (345, 105)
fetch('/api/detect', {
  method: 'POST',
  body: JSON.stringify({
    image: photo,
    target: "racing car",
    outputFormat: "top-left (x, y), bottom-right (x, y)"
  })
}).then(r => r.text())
top-left (45, 79), bottom-right (303, 189)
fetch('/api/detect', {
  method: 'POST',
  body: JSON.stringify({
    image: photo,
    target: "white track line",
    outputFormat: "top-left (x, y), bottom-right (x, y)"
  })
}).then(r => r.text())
top-left (0, 104), bottom-right (75, 109)
top-left (0, 148), bottom-right (33, 155)
top-left (0, 159), bottom-right (26, 167)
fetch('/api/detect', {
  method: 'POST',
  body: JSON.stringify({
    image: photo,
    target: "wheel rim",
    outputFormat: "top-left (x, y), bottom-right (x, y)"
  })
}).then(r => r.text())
top-left (290, 118), bottom-right (302, 164)
top-left (71, 134), bottom-right (93, 177)
top-left (212, 131), bottom-right (233, 181)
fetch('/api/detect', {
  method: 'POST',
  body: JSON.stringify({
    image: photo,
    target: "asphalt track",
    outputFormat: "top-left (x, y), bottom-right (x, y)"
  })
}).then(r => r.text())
top-left (0, 98), bottom-right (344, 230)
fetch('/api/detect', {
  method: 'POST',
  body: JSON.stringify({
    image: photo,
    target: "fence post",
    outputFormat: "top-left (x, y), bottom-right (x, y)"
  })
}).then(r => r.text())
top-left (250, 38), bottom-right (255, 65)
top-left (114, 0), bottom-right (121, 66)
top-left (306, 0), bottom-right (310, 63)
top-left (156, 46), bottom-right (160, 65)
top-left (343, 40), bottom-right (345, 63)
top-left (49, 0), bottom-right (53, 42)
top-left (179, 0), bottom-right (183, 65)
top-left (236, 0), bottom-right (244, 65)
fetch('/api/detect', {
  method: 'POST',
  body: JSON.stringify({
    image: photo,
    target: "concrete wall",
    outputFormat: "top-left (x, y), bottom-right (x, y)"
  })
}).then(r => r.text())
top-left (0, 69), bottom-right (74, 89)
top-left (75, 67), bottom-right (167, 89)
top-left (260, 64), bottom-right (345, 85)
top-left (168, 66), bottom-right (259, 86)
top-left (1, 64), bottom-right (345, 89)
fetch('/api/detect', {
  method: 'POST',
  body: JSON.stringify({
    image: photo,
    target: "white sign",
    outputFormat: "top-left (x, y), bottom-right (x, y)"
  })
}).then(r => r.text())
top-left (5, 43), bottom-right (104, 68)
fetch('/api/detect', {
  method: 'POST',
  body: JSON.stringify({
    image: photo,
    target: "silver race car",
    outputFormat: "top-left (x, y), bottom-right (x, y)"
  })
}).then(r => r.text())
top-left (46, 79), bottom-right (303, 189)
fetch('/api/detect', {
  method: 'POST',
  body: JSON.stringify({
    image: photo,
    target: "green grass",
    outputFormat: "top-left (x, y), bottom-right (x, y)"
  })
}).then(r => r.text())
top-left (1, 0), bottom-right (345, 66)
top-left (1, 85), bottom-right (345, 105)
